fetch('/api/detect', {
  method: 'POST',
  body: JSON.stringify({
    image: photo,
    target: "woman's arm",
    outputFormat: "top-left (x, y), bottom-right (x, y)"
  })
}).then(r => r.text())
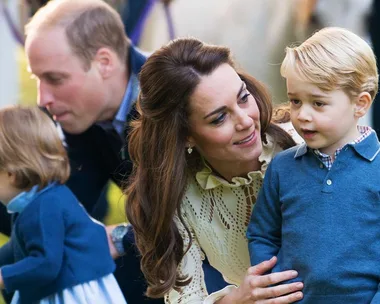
top-left (166, 217), bottom-right (209, 303)
top-left (216, 257), bottom-right (303, 304)
top-left (166, 218), bottom-right (303, 304)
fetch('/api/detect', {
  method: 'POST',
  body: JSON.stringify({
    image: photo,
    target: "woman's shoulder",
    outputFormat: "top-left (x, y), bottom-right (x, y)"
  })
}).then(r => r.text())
top-left (272, 103), bottom-right (304, 145)
top-left (276, 121), bottom-right (304, 145)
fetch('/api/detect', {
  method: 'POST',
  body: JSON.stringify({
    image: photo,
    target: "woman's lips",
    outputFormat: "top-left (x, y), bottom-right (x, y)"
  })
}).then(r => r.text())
top-left (234, 131), bottom-right (256, 146)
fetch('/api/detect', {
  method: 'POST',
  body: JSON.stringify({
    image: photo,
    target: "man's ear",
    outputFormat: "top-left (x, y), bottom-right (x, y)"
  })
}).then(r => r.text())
top-left (354, 92), bottom-right (372, 118)
top-left (94, 47), bottom-right (117, 79)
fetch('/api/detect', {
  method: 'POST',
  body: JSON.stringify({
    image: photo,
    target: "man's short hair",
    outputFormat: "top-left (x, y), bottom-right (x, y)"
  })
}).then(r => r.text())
top-left (25, 0), bottom-right (129, 70)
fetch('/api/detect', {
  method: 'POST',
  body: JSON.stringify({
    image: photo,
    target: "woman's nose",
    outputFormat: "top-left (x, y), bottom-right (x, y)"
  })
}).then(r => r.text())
top-left (235, 110), bottom-right (253, 131)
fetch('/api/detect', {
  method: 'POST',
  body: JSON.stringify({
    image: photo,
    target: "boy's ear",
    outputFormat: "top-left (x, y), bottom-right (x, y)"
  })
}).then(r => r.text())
top-left (354, 92), bottom-right (372, 118)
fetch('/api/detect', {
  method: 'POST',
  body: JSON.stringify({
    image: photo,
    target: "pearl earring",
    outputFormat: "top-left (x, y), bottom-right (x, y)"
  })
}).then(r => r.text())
top-left (187, 146), bottom-right (193, 154)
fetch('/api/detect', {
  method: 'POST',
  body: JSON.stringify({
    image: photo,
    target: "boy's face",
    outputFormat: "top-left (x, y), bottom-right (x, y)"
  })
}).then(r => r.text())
top-left (286, 71), bottom-right (360, 156)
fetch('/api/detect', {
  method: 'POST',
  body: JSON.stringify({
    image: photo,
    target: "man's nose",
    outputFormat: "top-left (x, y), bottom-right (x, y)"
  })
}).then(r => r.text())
top-left (37, 81), bottom-right (54, 107)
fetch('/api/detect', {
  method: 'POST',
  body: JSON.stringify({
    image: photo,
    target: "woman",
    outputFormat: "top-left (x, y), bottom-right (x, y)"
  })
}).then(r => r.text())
top-left (125, 38), bottom-right (304, 303)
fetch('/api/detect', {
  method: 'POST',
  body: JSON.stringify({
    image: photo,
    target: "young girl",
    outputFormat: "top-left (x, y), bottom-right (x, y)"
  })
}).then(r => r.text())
top-left (0, 106), bottom-right (126, 304)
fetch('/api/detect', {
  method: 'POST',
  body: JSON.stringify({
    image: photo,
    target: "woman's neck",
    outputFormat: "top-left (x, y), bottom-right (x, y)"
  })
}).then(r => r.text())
top-left (206, 158), bottom-right (262, 182)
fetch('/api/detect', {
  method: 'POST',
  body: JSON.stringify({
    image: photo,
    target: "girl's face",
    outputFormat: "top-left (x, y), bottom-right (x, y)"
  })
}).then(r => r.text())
top-left (187, 64), bottom-right (262, 176)
top-left (0, 172), bottom-right (22, 205)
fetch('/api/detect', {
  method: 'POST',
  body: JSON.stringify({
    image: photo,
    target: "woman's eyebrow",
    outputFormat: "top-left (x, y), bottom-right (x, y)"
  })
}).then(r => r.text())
top-left (204, 106), bottom-right (227, 119)
top-left (203, 82), bottom-right (245, 119)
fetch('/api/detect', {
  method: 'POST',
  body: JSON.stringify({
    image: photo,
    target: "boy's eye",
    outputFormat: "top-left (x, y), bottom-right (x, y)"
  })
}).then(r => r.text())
top-left (211, 113), bottom-right (226, 125)
top-left (314, 101), bottom-right (325, 107)
top-left (290, 99), bottom-right (301, 105)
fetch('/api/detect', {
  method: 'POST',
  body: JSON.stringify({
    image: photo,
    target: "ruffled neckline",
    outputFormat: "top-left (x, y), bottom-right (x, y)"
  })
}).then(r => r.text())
top-left (195, 134), bottom-right (277, 190)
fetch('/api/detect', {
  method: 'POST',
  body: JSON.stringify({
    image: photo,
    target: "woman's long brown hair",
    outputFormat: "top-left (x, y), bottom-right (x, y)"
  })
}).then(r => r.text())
top-left (125, 38), bottom-right (295, 298)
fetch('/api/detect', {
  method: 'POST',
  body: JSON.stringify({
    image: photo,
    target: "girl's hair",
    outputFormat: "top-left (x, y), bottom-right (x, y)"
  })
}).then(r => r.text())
top-left (0, 106), bottom-right (70, 190)
top-left (281, 27), bottom-right (378, 100)
top-left (125, 38), bottom-right (295, 298)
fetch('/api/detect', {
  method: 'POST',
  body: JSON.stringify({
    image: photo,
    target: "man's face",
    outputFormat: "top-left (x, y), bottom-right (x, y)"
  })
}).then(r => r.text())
top-left (25, 27), bottom-right (109, 134)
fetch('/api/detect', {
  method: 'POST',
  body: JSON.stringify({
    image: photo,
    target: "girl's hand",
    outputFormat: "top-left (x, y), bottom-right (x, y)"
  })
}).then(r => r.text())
top-left (105, 225), bottom-right (120, 259)
top-left (0, 269), bottom-right (4, 289)
top-left (217, 257), bottom-right (303, 304)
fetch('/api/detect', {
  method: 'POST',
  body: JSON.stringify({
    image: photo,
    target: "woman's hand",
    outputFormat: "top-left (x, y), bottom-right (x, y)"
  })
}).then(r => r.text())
top-left (217, 257), bottom-right (303, 304)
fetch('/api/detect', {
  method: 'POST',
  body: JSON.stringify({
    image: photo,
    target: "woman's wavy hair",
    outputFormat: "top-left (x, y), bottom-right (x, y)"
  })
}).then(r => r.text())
top-left (126, 38), bottom-right (295, 298)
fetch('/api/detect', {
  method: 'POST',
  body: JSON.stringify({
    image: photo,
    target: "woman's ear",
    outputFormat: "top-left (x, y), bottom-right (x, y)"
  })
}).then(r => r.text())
top-left (186, 137), bottom-right (195, 154)
top-left (354, 92), bottom-right (372, 118)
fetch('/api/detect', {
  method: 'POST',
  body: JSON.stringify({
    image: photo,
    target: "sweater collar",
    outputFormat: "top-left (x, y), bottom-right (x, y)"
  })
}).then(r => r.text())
top-left (294, 129), bottom-right (380, 161)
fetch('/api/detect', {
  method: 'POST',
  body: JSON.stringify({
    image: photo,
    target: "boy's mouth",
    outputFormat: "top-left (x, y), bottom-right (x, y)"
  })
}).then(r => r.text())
top-left (301, 129), bottom-right (317, 139)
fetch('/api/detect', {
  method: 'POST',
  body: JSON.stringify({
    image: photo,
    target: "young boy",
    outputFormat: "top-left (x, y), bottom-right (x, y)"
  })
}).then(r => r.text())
top-left (247, 27), bottom-right (380, 303)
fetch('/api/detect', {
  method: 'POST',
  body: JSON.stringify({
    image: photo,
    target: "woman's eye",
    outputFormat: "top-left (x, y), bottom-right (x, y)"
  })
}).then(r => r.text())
top-left (211, 113), bottom-right (226, 125)
top-left (290, 99), bottom-right (301, 105)
top-left (240, 93), bottom-right (251, 103)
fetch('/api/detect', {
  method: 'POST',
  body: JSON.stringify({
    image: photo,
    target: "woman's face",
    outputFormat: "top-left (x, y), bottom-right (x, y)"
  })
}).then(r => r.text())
top-left (188, 63), bottom-right (262, 175)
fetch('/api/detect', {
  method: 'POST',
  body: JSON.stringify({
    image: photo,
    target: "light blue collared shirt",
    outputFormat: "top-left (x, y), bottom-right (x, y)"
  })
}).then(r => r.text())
top-left (112, 72), bottom-right (140, 136)
top-left (7, 183), bottom-right (56, 214)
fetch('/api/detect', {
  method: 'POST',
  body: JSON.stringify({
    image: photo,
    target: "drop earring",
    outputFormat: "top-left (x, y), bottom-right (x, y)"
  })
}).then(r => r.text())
top-left (187, 146), bottom-right (193, 154)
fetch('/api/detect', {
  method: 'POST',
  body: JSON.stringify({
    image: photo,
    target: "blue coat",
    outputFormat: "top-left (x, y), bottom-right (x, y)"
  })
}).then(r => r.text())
top-left (0, 184), bottom-right (115, 304)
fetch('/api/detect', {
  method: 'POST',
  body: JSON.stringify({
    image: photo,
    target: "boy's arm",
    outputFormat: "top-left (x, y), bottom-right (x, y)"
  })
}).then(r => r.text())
top-left (247, 160), bottom-right (282, 266)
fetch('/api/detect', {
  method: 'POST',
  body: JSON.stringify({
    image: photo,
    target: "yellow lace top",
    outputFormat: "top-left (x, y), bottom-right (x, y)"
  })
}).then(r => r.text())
top-left (165, 134), bottom-right (283, 304)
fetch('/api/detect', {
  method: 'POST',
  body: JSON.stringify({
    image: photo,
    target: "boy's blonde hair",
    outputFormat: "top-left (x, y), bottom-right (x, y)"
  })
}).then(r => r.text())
top-left (281, 27), bottom-right (378, 100)
top-left (25, 0), bottom-right (129, 70)
top-left (0, 106), bottom-right (70, 190)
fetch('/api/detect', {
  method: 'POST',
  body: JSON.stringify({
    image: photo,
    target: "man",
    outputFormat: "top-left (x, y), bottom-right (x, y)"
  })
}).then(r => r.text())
top-left (4, 0), bottom-right (160, 303)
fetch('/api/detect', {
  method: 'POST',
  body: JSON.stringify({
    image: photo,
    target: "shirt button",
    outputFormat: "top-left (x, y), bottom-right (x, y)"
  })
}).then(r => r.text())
top-left (326, 179), bottom-right (332, 185)
top-left (319, 164), bottom-right (324, 169)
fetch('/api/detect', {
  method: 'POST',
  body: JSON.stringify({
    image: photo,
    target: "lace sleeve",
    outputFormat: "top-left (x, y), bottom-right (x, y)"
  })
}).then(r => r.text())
top-left (165, 215), bottom-right (208, 303)
top-left (165, 216), bottom-right (238, 304)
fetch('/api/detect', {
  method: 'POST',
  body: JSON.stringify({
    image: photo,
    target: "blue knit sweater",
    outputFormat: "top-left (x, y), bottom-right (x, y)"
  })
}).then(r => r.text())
top-left (247, 131), bottom-right (380, 303)
top-left (0, 184), bottom-right (115, 303)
